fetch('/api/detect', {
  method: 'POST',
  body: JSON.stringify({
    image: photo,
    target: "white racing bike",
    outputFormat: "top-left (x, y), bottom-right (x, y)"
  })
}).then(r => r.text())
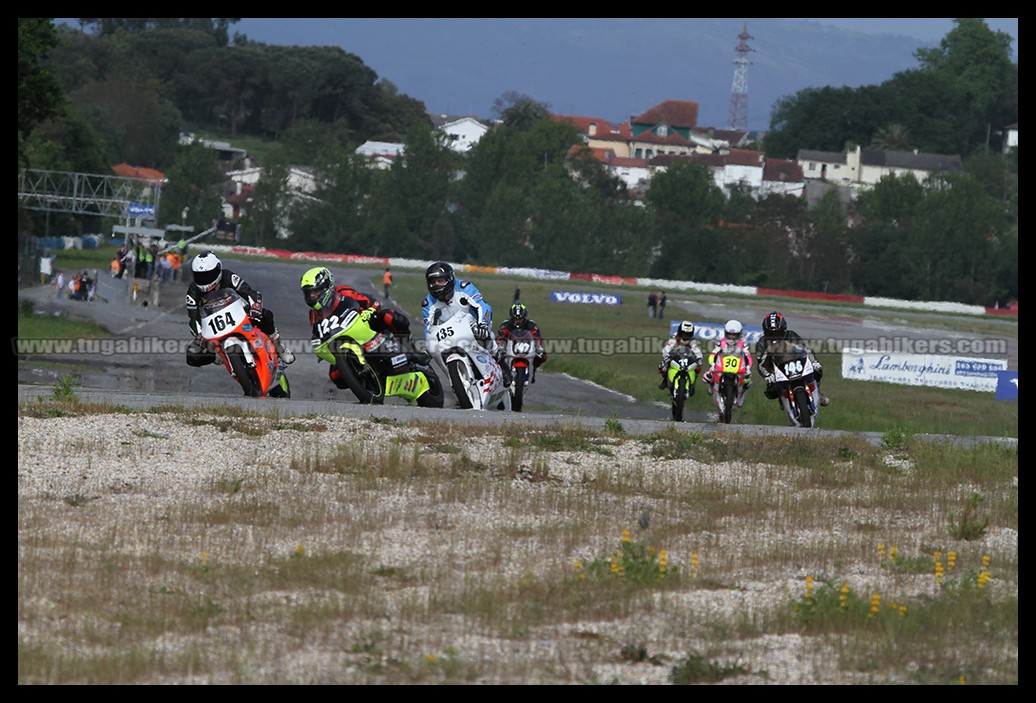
top-left (424, 299), bottom-right (510, 411)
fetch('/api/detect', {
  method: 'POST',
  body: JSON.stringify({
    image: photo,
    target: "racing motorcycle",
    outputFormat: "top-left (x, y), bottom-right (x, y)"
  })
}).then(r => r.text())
top-left (664, 344), bottom-right (702, 422)
top-left (500, 328), bottom-right (538, 412)
top-left (706, 346), bottom-right (752, 424)
top-left (311, 297), bottom-right (444, 407)
top-left (767, 341), bottom-right (820, 428)
top-left (194, 288), bottom-right (290, 398)
top-left (424, 300), bottom-right (510, 411)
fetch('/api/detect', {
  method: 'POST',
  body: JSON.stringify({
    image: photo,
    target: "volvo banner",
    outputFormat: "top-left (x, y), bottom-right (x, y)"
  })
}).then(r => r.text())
top-left (549, 291), bottom-right (622, 305)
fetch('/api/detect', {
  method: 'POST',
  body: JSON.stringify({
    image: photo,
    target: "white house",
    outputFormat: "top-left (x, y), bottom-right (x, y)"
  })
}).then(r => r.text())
top-left (437, 116), bottom-right (490, 153)
top-left (1004, 122), bottom-right (1018, 153)
top-left (797, 145), bottom-right (962, 190)
top-left (356, 140), bottom-right (405, 159)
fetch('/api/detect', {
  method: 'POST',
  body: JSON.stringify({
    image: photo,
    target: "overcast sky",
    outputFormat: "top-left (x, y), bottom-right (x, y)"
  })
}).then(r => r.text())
top-left (53, 18), bottom-right (1017, 130)
top-left (231, 18), bottom-right (1017, 124)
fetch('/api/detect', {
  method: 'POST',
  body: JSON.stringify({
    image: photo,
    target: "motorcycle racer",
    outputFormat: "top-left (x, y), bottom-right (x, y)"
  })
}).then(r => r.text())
top-left (185, 251), bottom-right (295, 366)
top-left (300, 266), bottom-right (412, 389)
top-left (422, 261), bottom-right (511, 386)
top-left (496, 303), bottom-right (548, 378)
top-left (702, 320), bottom-right (753, 388)
top-left (754, 311), bottom-right (830, 406)
top-left (657, 320), bottom-right (705, 392)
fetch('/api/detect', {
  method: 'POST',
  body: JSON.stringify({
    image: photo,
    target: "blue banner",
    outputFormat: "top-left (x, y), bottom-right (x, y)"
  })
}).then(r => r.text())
top-left (669, 320), bottom-right (763, 345)
top-left (127, 202), bottom-right (156, 217)
top-left (549, 291), bottom-right (622, 305)
top-left (995, 370), bottom-right (1018, 401)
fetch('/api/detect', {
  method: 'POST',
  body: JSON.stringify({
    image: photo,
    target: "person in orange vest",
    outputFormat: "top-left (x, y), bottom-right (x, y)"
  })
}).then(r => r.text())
top-left (382, 267), bottom-right (393, 299)
top-left (111, 256), bottom-right (121, 278)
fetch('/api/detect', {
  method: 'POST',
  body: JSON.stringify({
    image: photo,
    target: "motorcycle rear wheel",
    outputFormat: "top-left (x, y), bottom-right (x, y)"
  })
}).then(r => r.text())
top-left (511, 365), bottom-right (528, 412)
top-left (416, 369), bottom-right (445, 408)
top-left (335, 350), bottom-right (385, 404)
top-left (793, 386), bottom-right (813, 428)
top-left (447, 359), bottom-right (474, 409)
top-left (226, 347), bottom-right (261, 397)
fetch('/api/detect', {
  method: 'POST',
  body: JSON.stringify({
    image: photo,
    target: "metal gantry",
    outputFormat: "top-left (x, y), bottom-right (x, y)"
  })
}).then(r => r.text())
top-left (18, 168), bottom-right (162, 223)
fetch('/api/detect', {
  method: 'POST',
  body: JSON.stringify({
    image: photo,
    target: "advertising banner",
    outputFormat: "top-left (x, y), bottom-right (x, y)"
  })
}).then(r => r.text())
top-left (841, 350), bottom-right (1007, 392)
top-left (995, 370), bottom-right (1019, 401)
top-left (669, 320), bottom-right (763, 346)
top-left (549, 291), bottom-right (622, 305)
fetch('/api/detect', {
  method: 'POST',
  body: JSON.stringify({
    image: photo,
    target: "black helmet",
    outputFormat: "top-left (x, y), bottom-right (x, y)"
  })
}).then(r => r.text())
top-left (762, 311), bottom-right (787, 338)
top-left (426, 261), bottom-right (455, 302)
top-left (510, 303), bottom-right (528, 327)
top-left (191, 251), bottom-right (222, 292)
top-left (300, 266), bottom-right (335, 310)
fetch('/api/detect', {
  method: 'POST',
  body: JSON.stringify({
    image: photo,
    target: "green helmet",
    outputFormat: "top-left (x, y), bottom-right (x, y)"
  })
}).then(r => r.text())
top-left (300, 267), bottom-right (335, 310)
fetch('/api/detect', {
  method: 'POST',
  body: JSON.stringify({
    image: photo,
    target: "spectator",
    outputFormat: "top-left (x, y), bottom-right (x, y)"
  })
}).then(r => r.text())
top-left (115, 244), bottom-right (128, 278)
top-left (657, 291), bottom-right (667, 319)
top-left (39, 251), bottom-right (54, 285)
top-left (110, 255), bottom-right (121, 278)
top-left (157, 253), bottom-right (173, 283)
top-left (54, 271), bottom-right (66, 301)
top-left (647, 292), bottom-right (658, 318)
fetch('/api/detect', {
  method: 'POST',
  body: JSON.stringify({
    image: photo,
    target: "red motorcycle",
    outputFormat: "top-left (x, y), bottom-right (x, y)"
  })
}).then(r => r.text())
top-left (705, 345), bottom-right (752, 424)
top-left (500, 328), bottom-right (538, 412)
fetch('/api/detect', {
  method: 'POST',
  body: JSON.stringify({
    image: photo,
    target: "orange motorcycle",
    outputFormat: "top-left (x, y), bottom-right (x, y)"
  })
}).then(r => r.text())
top-left (193, 288), bottom-right (290, 398)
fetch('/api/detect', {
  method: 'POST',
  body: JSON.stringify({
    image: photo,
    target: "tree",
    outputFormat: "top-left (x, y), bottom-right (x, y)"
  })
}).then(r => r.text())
top-left (160, 142), bottom-right (225, 233)
top-left (870, 123), bottom-right (913, 151)
top-left (19, 18), bottom-right (67, 166)
top-left (914, 19), bottom-right (1015, 156)
top-left (645, 160), bottom-right (725, 279)
top-left (492, 91), bottom-right (551, 131)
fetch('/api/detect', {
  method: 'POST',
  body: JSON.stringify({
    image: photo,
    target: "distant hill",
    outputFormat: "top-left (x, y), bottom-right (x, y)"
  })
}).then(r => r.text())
top-left (228, 18), bottom-right (950, 132)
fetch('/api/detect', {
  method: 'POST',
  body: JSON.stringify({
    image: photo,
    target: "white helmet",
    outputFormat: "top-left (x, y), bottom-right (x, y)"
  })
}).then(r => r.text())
top-left (676, 320), bottom-right (695, 342)
top-left (191, 251), bottom-right (222, 292)
top-left (724, 319), bottom-right (743, 341)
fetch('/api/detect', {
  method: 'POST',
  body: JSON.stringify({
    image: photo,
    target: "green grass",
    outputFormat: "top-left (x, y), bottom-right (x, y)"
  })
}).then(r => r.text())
top-left (379, 268), bottom-right (1017, 438)
top-left (19, 249), bottom-right (1017, 438)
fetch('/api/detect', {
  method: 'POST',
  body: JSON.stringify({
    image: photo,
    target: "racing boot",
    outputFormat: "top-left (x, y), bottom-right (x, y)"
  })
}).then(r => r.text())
top-left (270, 330), bottom-right (295, 365)
top-left (496, 354), bottom-right (513, 387)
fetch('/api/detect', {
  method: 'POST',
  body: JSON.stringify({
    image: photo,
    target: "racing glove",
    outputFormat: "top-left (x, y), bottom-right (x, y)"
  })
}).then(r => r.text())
top-left (473, 322), bottom-right (490, 340)
top-left (248, 297), bottom-right (264, 323)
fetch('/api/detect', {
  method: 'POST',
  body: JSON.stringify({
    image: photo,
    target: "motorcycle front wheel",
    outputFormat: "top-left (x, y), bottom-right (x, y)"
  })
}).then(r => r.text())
top-left (511, 365), bottom-right (528, 412)
top-left (226, 347), bottom-right (261, 397)
top-left (447, 359), bottom-right (475, 409)
top-left (671, 375), bottom-right (687, 421)
top-left (335, 350), bottom-right (385, 404)
top-left (720, 379), bottom-right (737, 424)
top-left (793, 386), bottom-right (813, 428)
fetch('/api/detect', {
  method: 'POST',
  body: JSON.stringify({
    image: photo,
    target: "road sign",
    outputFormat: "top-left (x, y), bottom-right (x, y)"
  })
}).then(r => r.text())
top-left (127, 202), bottom-right (156, 217)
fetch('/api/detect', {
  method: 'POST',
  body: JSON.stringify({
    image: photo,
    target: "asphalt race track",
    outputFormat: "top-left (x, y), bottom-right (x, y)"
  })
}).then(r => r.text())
top-left (17, 259), bottom-right (1017, 448)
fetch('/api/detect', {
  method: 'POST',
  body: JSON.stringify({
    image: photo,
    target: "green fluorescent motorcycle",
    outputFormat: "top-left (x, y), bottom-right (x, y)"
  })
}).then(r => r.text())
top-left (313, 299), bottom-right (444, 407)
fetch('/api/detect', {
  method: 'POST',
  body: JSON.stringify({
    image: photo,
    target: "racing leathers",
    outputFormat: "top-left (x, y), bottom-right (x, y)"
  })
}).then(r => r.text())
top-left (702, 337), bottom-right (754, 397)
top-left (310, 285), bottom-right (411, 389)
top-left (657, 335), bottom-right (706, 394)
top-left (185, 268), bottom-right (294, 365)
top-left (422, 278), bottom-right (511, 385)
top-left (754, 329), bottom-right (825, 400)
top-left (496, 317), bottom-right (548, 379)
